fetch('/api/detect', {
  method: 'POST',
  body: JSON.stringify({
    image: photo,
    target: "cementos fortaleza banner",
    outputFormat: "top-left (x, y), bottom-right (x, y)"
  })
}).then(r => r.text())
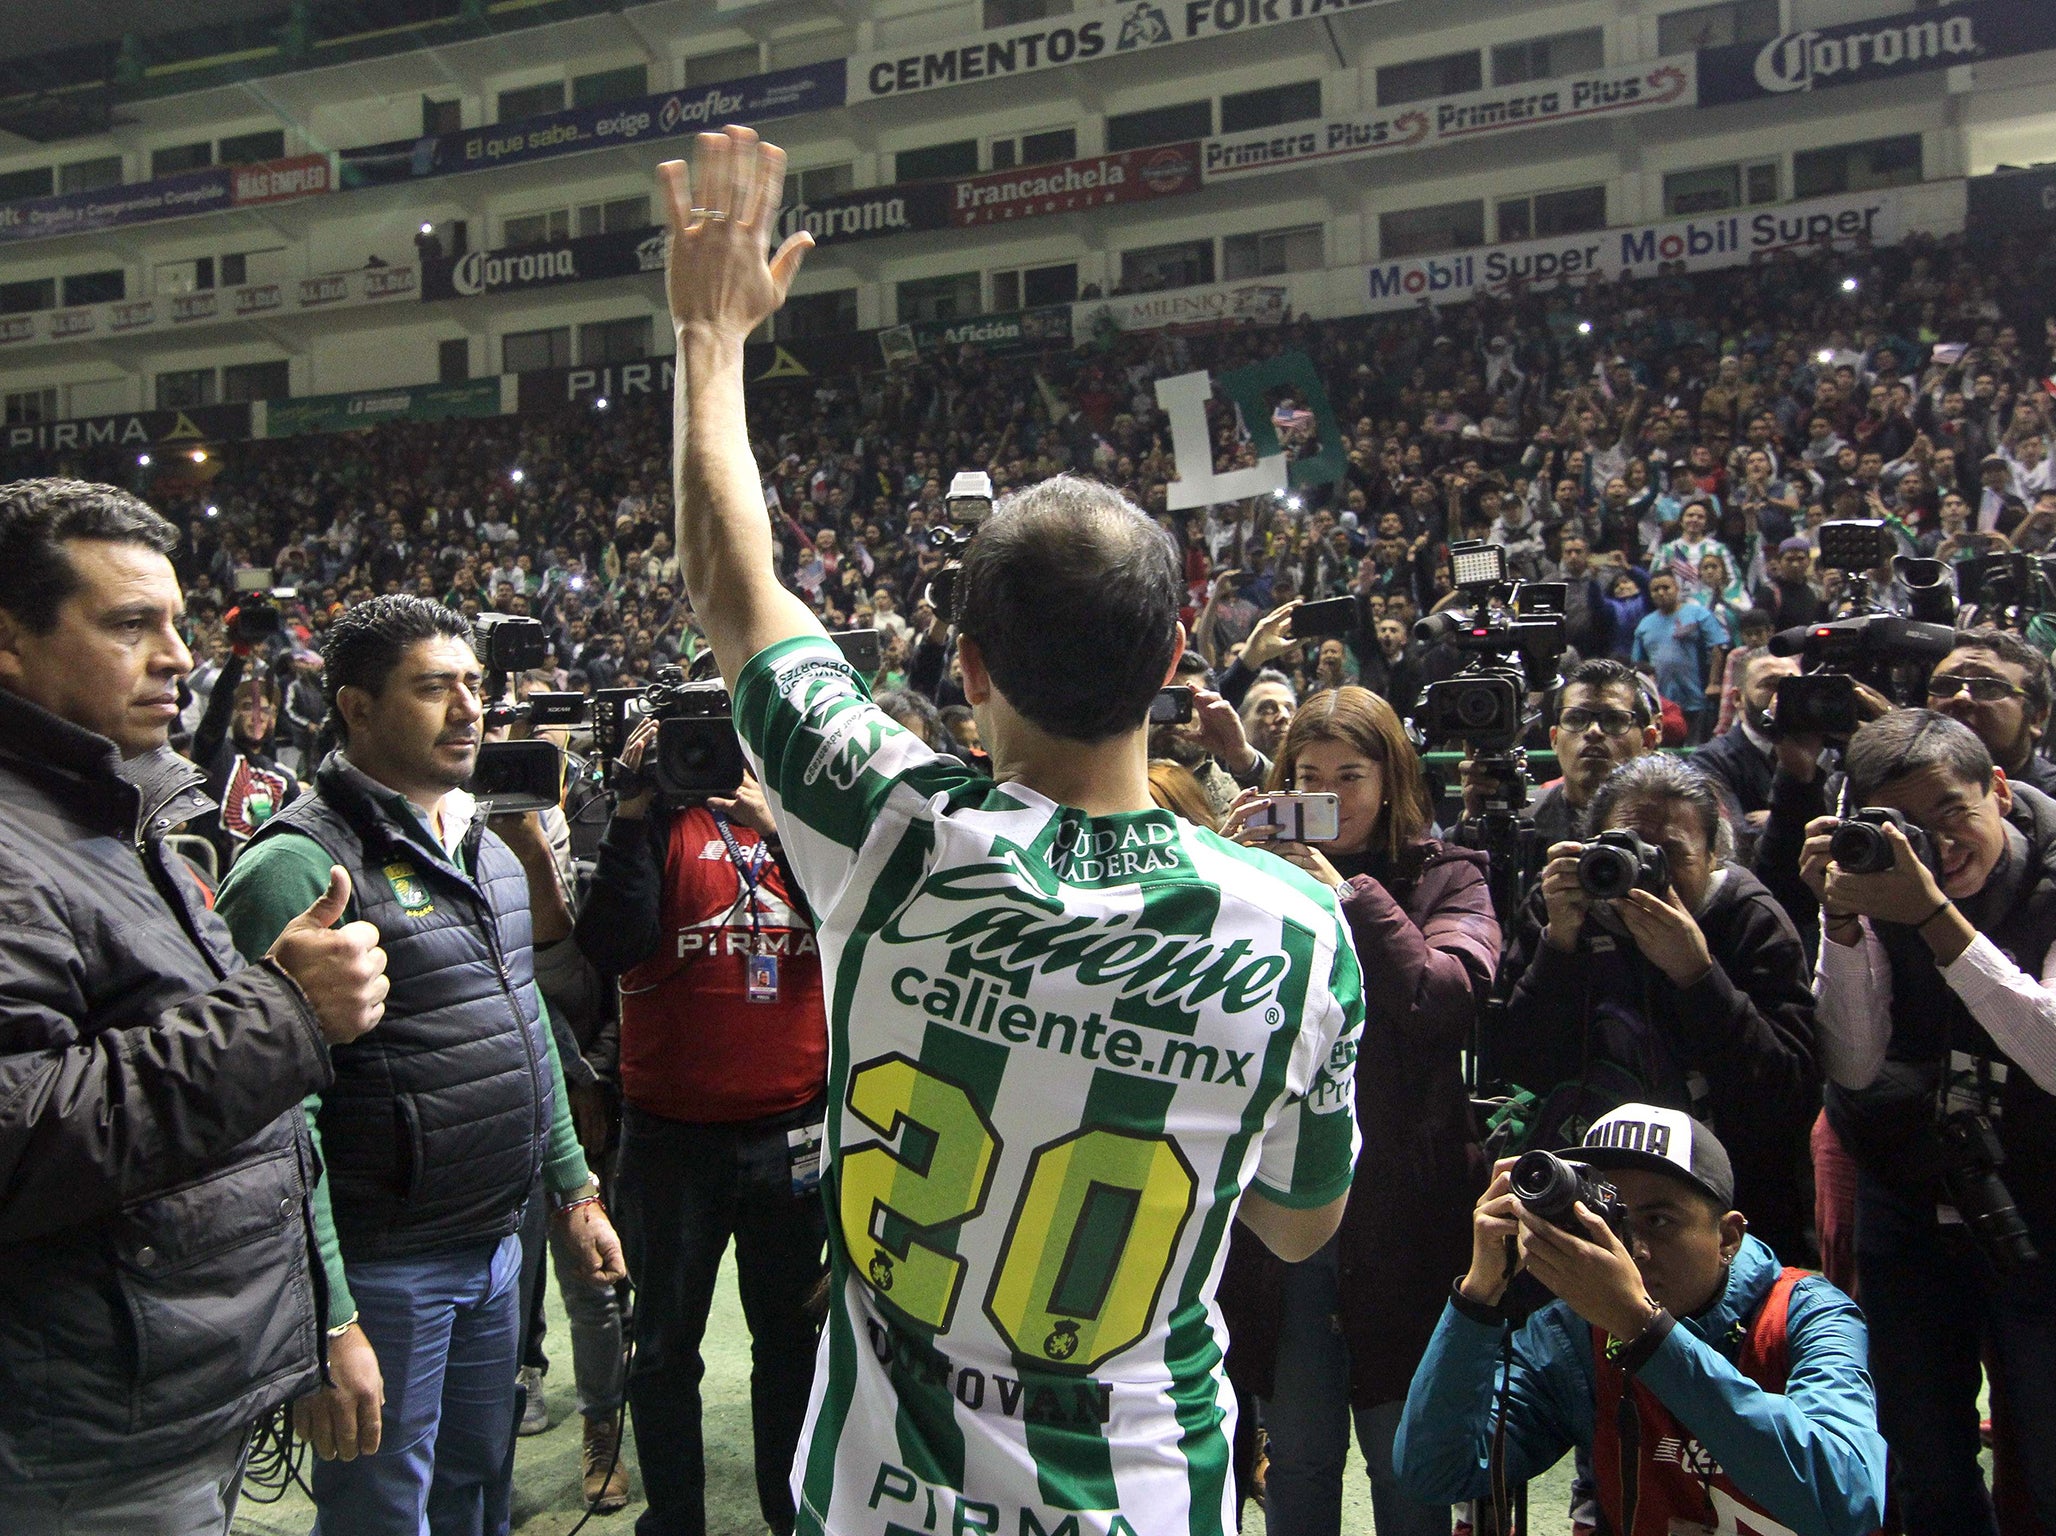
top-left (262, 379), bottom-right (506, 439)
top-left (340, 62), bottom-right (845, 188)
top-left (1696, 0), bottom-right (2048, 106)
top-left (420, 226), bottom-right (668, 301)
top-left (0, 153), bottom-right (334, 244)
top-left (1202, 57), bottom-right (1694, 180)
top-left (848, 0), bottom-right (1400, 100)
top-left (0, 264), bottom-right (417, 350)
top-left (953, 145), bottom-right (1199, 225)
top-left (1363, 188), bottom-right (1932, 311)
top-left (2, 404), bottom-right (253, 458)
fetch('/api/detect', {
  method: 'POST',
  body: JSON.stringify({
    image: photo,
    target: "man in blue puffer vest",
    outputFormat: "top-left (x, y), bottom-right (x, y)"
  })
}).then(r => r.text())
top-left (218, 595), bottom-right (625, 1536)
top-left (1394, 1104), bottom-right (1886, 1536)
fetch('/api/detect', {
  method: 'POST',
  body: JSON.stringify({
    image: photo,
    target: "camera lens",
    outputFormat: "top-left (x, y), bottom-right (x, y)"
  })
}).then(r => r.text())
top-left (1510, 1150), bottom-right (1582, 1224)
top-left (1456, 687), bottom-right (1502, 728)
top-left (1829, 822), bottom-right (1890, 875)
top-left (1578, 844), bottom-right (1637, 900)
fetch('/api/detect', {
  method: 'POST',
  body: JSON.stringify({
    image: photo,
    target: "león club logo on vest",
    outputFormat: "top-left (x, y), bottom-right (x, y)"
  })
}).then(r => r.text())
top-left (383, 859), bottom-right (435, 917)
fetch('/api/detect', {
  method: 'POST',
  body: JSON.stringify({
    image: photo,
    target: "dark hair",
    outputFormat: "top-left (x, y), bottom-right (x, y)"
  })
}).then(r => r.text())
top-left (0, 478), bottom-right (177, 633)
top-left (874, 686), bottom-right (945, 750)
top-left (1951, 627), bottom-right (2051, 722)
top-left (321, 594), bottom-right (474, 744)
top-left (954, 474), bottom-right (1182, 744)
top-left (1559, 657), bottom-right (1652, 725)
top-left (1583, 754), bottom-right (1736, 865)
top-left (1845, 709), bottom-right (1993, 803)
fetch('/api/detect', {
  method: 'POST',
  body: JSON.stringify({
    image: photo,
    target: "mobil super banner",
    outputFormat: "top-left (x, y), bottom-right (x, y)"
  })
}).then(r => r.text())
top-left (1364, 189), bottom-right (1918, 312)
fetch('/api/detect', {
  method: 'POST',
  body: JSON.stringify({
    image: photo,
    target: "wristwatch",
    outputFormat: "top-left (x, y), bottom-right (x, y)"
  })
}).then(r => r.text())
top-left (549, 1173), bottom-right (603, 1216)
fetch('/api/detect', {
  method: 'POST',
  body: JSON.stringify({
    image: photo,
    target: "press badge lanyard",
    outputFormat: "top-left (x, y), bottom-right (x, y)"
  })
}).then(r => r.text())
top-left (713, 810), bottom-right (779, 1003)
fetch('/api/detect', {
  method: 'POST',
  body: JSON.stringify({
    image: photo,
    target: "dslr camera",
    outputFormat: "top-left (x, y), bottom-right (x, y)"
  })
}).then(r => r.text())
top-left (1828, 806), bottom-right (1935, 877)
top-left (228, 567), bottom-right (297, 645)
top-left (1938, 1110), bottom-right (2040, 1274)
top-left (1510, 1149), bottom-right (1632, 1238)
top-left (1577, 829), bottom-right (1670, 900)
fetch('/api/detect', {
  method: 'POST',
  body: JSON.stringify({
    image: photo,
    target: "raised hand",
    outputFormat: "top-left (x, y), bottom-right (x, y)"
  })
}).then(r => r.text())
top-left (658, 126), bottom-right (813, 342)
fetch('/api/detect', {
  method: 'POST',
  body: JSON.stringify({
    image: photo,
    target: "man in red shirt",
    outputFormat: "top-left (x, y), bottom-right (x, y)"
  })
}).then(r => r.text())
top-left (576, 722), bottom-right (827, 1536)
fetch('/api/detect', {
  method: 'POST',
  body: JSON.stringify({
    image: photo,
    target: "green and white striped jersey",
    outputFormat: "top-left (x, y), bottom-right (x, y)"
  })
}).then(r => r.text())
top-left (735, 636), bottom-right (1364, 1536)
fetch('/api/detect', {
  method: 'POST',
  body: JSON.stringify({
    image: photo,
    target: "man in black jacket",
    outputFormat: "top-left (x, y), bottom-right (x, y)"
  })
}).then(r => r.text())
top-left (1494, 753), bottom-right (1820, 1262)
top-left (0, 478), bottom-right (387, 1533)
top-left (1696, 651), bottom-right (1799, 825)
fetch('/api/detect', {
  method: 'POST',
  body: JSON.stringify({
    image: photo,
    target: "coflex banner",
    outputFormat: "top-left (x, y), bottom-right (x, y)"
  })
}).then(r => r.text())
top-left (848, 0), bottom-right (1400, 101)
top-left (262, 379), bottom-right (505, 439)
top-left (2, 404), bottom-right (253, 459)
top-left (1696, 0), bottom-right (2049, 106)
top-left (1363, 188), bottom-right (1924, 312)
top-left (952, 145), bottom-right (1200, 225)
top-left (0, 153), bottom-right (334, 245)
top-left (0, 264), bottom-right (416, 350)
top-left (339, 62), bottom-right (845, 188)
top-left (1202, 56), bottom-right (1694, 181)
top-left (420, 226), bottom-right (667, 302)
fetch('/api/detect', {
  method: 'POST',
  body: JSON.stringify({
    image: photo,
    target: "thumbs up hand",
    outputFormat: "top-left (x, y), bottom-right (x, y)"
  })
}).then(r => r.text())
top-left (266, 867), bottom-right (389, 1045)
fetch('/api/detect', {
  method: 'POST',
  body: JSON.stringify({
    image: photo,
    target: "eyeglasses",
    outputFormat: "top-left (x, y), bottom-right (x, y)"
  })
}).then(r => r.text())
top-left (1559, 707), bottom-right (1644, 736)
top-left (1926, 675), bottom-right (2028, 704)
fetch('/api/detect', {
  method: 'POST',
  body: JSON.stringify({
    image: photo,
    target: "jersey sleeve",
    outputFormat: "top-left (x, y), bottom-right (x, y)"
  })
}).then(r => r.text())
top-left (1251, 914), bottom-right (1364, 1208)
top-left (731, 635), bottom-right (983, 917)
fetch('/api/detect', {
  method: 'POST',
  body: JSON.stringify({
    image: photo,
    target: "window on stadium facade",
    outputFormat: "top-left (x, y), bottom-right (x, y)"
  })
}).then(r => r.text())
top-left (157, 369), bottom-right (217, 409)
top-left (1223, 225), bottom-right (1324, 280)
top-left (218, 129), bottom-right (285, 166)
top-left (1794, 135), bottom-right (1923, 198)
top-left (1106, 101), bottom-right (1212, 153)
top-left (1657, 0), bottom-right (1778, 53)
top-left (504, 327), bottom-right (572, 374)
top-left (151, 142), bottom-right (212, 177)
top-left (1120, 239), bottom-right (1214, 293)
top-left (580, 317), bottom-right (652, 366)
top-left (897, 272), bottom-right (982, 323)
top-left (1220, 81), bottom-right (1321, 134)
top-left (572, 65), bottom-right (647, 108)
top-left (1380, 200), bottom-right (1485, 258)
top-left (990, 129), bottom-right (1076, 170)
top-left (1491, 28), bottom-right (1604, 86)
top-left (776, 289), bottom-right (860, 340)
top-left (1497, 185), bottom-right (1608, 242)
top-left (896, 140), bottom-right (980, 181)
top-left (497, 80), bottom-right (566, 122)
top-left (62, 270), bottom-right (124, 307)
top-left (684, 45), bottom-right (760, 86)
top-left (575, 197), bottom-right (649, 237)
top-left (1663, 160), bottom-right (1779, 216)
top-left (990, 262), bottom-right (1078, 311)
top-left (223, 360), bottom-right (290, 403)
top-left (1376, 50), bottom-right (1481, 106)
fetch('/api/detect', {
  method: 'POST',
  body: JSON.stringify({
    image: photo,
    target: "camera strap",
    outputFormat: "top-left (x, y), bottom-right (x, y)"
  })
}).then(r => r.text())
top-left (713, 810), bottom-right (776, 1001)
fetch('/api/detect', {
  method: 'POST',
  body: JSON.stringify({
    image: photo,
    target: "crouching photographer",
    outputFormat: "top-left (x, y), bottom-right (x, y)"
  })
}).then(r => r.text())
top-left (1802, 709), bottom-right (2056, 1534)
top-left (572, 685), bottom-right (827, 1536)
top-left (1493, 757), bottom-right (1819, 1262)
top-left (1392, 1105), bottom-right (1887, 1536)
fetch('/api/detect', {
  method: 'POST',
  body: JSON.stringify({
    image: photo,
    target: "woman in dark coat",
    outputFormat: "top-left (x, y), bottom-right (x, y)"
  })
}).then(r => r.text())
top-left (1220, 686), bottom-right (1501, 1536)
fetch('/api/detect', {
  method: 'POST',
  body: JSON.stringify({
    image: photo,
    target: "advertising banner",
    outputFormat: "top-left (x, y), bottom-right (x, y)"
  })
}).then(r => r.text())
top-left (0, 154), bottom-right (334, 245)
top-left (910, 305), bottom-right (1074, 354)
top-left (420, 226), bottom-right (666, 302)
top-left (951, 144), bottom-right (1200, 226)
top-left (848, 0), bottom-right (1400, 102)
top-left (513, 339), bottom-right (840, 413)
top-left (1077, 279), bottom-right (1294, 336)
top-left (1696, 0), bottom-right (2047, 106)
top-left (1968, 165), bottom-right (2056, 236)
top-left (0, 264), bottom-right (417, 350)
top-left (1362, 188), bottom-right (1924, 313)
top-left (263, 379), bottom-right (505, 439)
top-left (339, 62), bottom-right (844, 189)
top-left (775, 182), bottom-right (954, 249)
top-left (1202, 57), bottom-right (1694, 181)
top-left (2, 404), bottom-right (253, 459)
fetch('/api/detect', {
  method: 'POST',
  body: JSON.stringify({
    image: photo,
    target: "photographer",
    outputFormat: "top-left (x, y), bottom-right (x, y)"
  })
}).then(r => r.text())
top-left (1495, 756), bottom-right (1819, 1261)
top-left (1218, 686), bottom-right (1500, 1536)
top-left (1392, 1106), bottom-right (1887, 1536)
top-left (190, 647), bottom-right (300, 865)
top-left (1461, 658), bottom-right (1661, 852)
top-left (574, 716), bottom-right (826, 1536)
top-left (1803, 710), bottom-right (2056, 1532)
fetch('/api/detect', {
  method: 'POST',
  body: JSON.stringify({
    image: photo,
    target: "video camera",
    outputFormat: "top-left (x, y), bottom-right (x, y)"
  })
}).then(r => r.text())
top-left (923, 471), bottom-right (995, 621)
top-left (228, 567), bottom-right (299, 645)
top-left (1769, 521), bottom-right (1956, 720)
top-left (1410, 541), bottom-right (1567, 812)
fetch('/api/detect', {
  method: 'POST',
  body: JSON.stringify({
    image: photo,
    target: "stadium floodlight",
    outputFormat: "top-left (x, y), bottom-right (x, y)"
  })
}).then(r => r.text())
top-left (190, 448), bottom-right (207, 463)
top-left (1841, 277), bottom-right (1859, 293)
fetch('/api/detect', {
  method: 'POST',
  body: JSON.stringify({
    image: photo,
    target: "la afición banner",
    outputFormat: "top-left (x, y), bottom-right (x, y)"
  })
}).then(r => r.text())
top-left (1696, 0), bottom-right (2048, 106)
top-left (1202, 57), bottom-right (1694, 181)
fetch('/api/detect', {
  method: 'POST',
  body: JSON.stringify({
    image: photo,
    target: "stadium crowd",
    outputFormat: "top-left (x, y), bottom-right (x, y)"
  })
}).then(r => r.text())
top-left (5, 201), bottom-right (2056, 1536)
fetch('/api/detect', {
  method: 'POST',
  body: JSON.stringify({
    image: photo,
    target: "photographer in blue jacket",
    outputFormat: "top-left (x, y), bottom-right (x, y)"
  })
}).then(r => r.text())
top-left (1393, 1105), bottom-right (1886, 1536)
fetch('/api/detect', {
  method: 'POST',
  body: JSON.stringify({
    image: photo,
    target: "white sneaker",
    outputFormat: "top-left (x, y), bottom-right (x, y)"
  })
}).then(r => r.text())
top-left (517, 1365), bottom-right (551, 1436)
